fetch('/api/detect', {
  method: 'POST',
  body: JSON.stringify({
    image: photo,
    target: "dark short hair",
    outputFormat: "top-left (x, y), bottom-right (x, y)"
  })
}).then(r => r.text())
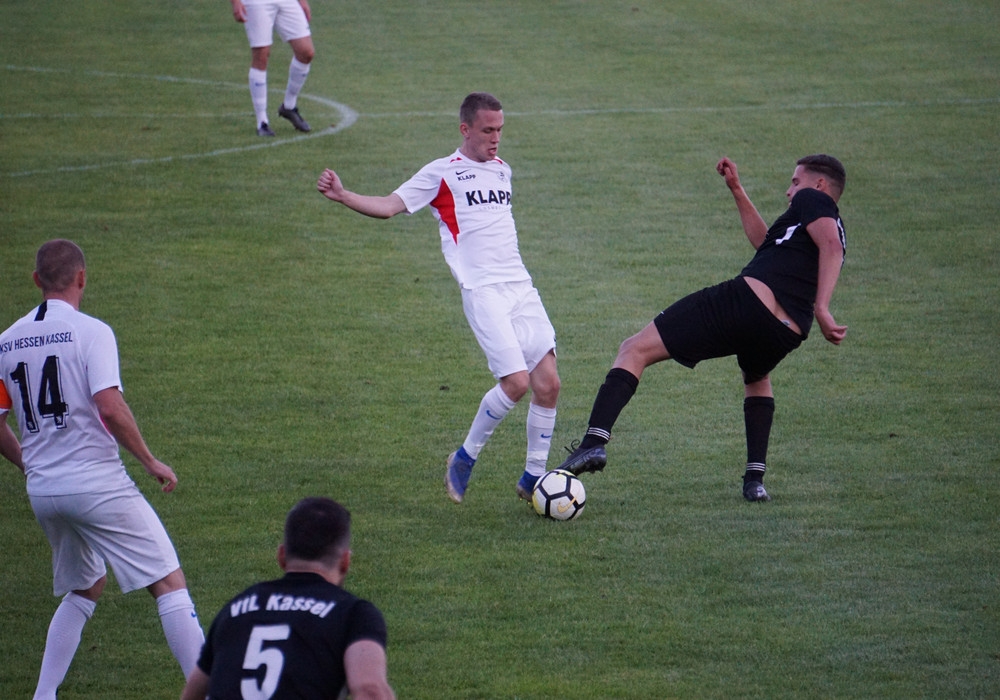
top-left (284, 497), bottom-right (351, 566)
top-left (460, 92), bottom-right (503, 126)
top-left (797, 154), bottom-right (846, 195)
top-left (36, 239), bottom-right (86, 293)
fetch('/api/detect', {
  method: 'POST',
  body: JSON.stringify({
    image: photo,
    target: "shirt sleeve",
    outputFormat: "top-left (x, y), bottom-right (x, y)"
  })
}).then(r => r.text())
top-left (792, 188), bottom-right (839, 227)
top-left (393, 162), bottom-right (442, 215)
top-left (84, 320), bottom-right (123, 396)
top-left (345, 600), bottom-right (388, 649)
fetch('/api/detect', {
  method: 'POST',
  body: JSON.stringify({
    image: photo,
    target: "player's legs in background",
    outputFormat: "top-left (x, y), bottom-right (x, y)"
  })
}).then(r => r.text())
top-left (249, 45), bottom-right (272, 134)
top-left (279, 36), bottom-right (314, 131)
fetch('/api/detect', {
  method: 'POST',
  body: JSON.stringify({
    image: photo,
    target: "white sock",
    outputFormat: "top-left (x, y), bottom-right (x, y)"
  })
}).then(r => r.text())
top-left (249, 67), bottom-right (268, 125)
top-left (526, 404), bottom-right (557, 477)
top-left (283, 57), bottom-right (311, 110)
top-left (156, 589), bottom-right (205, 678)
top-left (462, 384), bottom-right (517, 459)
top-left (34, 593), bottom-right (96, 700)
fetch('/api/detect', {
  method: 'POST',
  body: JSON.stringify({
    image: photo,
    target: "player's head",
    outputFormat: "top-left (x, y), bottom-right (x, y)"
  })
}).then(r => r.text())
top-left (35, 239), bottom-right (86, 294)
top-left (460, 92), bottom-right (502, 127)
top-left (796, 154), bottom-right (846, 199)
top-left (283, 497), bottom-right (352, 569)
top-left (459, 92), bottom-right (504, 162)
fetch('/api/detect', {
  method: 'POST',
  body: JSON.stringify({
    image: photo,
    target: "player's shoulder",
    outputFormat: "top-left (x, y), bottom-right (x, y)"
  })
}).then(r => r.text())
top-left (791, 186), bottom-right (837, 209)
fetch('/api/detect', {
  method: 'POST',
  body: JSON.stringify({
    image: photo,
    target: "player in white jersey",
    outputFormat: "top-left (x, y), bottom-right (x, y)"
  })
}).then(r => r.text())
top-left (0, 240), bottom-right (205, 700)
top-left (230, 0), bottom-right (315, 136)
top-left (317, 92), bottom-right (561, 505)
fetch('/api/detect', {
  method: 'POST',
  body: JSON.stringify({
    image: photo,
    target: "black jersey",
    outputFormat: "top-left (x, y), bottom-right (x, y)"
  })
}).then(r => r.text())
top-left (197, 571), bottom-right (388, 700)
top-left (739, 187), bottom-right (846, 335)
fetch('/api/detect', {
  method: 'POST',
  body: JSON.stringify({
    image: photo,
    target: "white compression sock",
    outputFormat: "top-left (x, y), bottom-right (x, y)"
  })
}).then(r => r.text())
top-left (525, 403), bottom-right (557, 477)
top-left (462, 384), bottom-right (517, 459)
top-left (248, 67), bottom-right (268, 125)
top-left (156, 588), bottom-right (205, 678)
top-left (283, 57), bottom-right (311, 110)
top-left (33, 592), bottom-right (96, 700)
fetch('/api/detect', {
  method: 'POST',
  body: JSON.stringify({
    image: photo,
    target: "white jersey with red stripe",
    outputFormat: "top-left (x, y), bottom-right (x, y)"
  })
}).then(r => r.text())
top-left (394, 149), bottom-right (532, 290)
top-left (0, 299), bottom-right (132, 496)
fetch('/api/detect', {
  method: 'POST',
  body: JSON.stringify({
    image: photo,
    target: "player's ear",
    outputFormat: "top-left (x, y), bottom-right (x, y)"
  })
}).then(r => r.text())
top-left (339, 549), bottom-right (351, 577)
top-left (277, 543), bottom-right (287, 571)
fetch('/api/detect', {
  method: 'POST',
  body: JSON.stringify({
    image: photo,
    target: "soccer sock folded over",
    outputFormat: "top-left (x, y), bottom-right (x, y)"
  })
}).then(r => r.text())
top-left (249, 67), bottom-right (268, 125)
top-left (582, 367), bottom-right (639, 448)
top-left (463, 384), bottom-right (517, 460)
top-left (284, 57), bottom-right (311, 110)
top-left (525, 403), bottom-right (557, 477)
top-left (34, 592), bottom-right (96, 700)
top-left (157, 588), bottom-right (205, 678)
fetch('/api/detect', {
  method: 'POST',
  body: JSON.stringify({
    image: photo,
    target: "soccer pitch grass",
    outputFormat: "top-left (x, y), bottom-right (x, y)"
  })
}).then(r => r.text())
top-left (2, 0), bottom-right (999, 697)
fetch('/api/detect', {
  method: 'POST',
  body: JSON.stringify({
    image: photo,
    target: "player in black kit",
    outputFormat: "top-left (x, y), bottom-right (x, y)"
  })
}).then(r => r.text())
top-left (180, 497), bottom-right (395, 700)
top-left (557, 155), bottom-right (848, 503)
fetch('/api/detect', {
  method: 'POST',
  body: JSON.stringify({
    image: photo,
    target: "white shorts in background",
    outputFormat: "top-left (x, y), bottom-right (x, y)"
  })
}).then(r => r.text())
top-left (31, 484), bottom-right (181, 596)
top-left (243, 0), bottom-right (310, 48)
top-left (461, 280), bottom-right (556, 379)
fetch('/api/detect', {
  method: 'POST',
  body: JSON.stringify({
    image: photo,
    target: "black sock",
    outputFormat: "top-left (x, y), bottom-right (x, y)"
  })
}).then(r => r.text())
top-left (580, 367), bottom-right (640, 448)
top-left (743, 396), bottom-right (774, 483)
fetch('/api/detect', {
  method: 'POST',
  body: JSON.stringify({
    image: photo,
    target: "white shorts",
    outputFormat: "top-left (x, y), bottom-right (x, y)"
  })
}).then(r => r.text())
top-left (31, 483), bottom-right (181, 596)
top-left (243, 0), bottom-right (310, 48)
top-left (461, 280), bottom-right (556, 379)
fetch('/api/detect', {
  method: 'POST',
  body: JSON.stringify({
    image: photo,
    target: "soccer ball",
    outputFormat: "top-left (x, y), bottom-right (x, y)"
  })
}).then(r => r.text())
top-left (532, 469), bottom-right (586, 520)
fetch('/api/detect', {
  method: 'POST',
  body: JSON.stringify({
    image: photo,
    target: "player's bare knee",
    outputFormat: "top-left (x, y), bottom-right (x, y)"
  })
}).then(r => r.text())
top-left (499, 373), bottom-right (530, 403)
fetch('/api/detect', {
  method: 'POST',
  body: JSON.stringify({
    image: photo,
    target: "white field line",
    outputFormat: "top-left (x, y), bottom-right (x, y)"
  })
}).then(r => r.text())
top-left (3, 65), bottom-right (997, 178)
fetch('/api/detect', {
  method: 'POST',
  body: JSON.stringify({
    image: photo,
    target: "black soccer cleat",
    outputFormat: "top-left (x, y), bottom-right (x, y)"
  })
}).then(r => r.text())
top-left (743, 481), bottom-right (772, 502)
top-left (257, 122), bottom-right (276, 137)
top-left (278, 104), bottom-right (311, 132)
top-left (556, 442), bottom-right (607, 476)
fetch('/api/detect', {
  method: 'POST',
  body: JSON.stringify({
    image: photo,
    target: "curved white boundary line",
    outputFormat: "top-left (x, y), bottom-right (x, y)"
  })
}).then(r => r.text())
top-left (3, 66), bottom-right (358, 178)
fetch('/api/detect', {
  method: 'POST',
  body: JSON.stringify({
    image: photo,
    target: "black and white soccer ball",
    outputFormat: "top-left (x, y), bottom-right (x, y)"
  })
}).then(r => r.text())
top-left (532, 469), bottom-right (586, 520)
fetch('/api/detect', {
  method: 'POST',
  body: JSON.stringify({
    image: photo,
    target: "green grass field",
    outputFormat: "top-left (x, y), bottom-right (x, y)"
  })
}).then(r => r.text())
top-left (2, 1), bottom-right (999, 697)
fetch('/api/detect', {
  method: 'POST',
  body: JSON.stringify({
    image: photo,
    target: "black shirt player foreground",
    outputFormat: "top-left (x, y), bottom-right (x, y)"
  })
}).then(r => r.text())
top-left (180, 497), bottom-right (395, 700)
top-left (556, 155), bottom-right (848, 502)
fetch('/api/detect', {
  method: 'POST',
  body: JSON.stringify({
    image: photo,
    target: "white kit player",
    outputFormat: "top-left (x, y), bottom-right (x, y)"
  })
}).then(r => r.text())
top-left (317, 92), bottom-right (561, 505)
top-left (230, 0), bottom-right (316, 136)
top-left (0, 240), bottom-right (204, 700)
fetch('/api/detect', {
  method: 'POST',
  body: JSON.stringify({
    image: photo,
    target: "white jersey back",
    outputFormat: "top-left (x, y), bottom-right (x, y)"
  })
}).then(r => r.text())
top-left (394, 149), bottom-right (531, 289)
top-left (0, 299), bottom-right (131, 496)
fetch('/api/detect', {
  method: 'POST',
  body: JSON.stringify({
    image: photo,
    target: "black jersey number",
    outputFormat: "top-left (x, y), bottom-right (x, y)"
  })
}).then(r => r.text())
top-left (9, 356), bottom-right (68, 433)
top-left (241, 624), bottom-right (291, 700)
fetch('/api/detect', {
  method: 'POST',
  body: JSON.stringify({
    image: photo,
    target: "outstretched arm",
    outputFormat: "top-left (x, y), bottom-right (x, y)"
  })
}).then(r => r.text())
top-left (317, 169), bottom-right (407, 220)
top-left (807, 217), bottom-right (847, 345)
top-left (717, 158), bottom-right (769, 249)
top-left (93, 387), bottom-right (178, 492)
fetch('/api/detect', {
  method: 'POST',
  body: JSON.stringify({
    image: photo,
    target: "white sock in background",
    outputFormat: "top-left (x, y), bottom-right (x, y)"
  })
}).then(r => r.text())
top-left (283, 57), bottom-right (311, 110)
top-left (249, 67), bottom-right (268, 125)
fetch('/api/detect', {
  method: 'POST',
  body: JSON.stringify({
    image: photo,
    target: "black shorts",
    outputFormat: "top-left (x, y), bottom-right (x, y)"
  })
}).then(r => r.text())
top-left (653, 277), bottom-right (803, 384)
